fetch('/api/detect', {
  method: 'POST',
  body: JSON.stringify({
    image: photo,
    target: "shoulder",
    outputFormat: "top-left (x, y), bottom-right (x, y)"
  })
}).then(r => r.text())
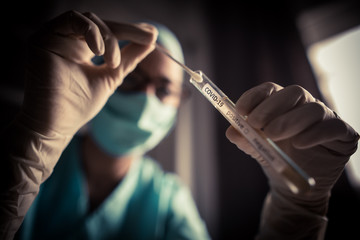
top-left (139, 156), bottom-right (185, 192)
top-left (136, 156), bottom-right (192, 209)
top-left (139, 157), bottom-right (210, 239)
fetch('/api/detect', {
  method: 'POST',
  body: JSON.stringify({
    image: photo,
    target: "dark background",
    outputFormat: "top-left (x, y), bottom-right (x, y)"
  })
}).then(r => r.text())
top-left (1, 0), bottom-right (359, 239)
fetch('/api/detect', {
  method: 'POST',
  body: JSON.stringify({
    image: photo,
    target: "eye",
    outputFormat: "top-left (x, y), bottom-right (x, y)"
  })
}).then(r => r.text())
top-left (156, 86), bottom-right (171, 99)
top-left (118, 74), bottom-right (145, 92)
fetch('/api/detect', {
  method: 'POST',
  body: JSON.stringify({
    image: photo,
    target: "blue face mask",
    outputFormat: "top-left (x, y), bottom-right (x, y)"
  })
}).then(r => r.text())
top-left (89, 92), bottom-right (177, 157)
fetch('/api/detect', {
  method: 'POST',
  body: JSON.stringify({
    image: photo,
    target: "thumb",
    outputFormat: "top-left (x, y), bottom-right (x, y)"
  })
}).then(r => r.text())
top-left (118, 43), bottom-right (156, 77)
top-left (87, 42), bottom-right (156, 95)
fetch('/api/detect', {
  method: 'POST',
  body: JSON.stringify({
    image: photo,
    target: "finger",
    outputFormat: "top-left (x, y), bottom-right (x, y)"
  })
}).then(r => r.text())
top-left (87, 42), bottom-right (156, 93)
top-left (117, 42), bottom-right (156, 80)
top-left (226, 126), bottom-right (247, 146)
top-left (30, 11), bottom-right (104, 61)
top-left (53, 10), bottom-right (104, 55)
top-left (292, 118), bottom-right (359, 155)
top-left (105, 21), bottom-right (158, 45)
top-left (225, 126), bottom-right (267, 165)
top-left (235, 82), bottom-right (283, 116)
top-left (264, 101), bottom-right (330, 141)
top-left (247, 85), bottom-right (316, 129)
top-left (225, 126), bottom-right (259, 157)
top-left (83, 12), bottom-right (121, 68)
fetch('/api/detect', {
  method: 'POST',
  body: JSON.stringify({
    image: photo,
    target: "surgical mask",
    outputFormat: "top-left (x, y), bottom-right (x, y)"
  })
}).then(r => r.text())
top-left (89, 92), bottom-right (177, 157)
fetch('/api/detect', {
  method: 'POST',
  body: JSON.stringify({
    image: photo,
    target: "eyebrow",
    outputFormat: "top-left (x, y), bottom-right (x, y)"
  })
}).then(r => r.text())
top-left (130, 66), bottom-right (146, 77)
top-left (159, 77), bottom-right (171, 85)
top-left (133, 66), bottom-right (181, 88)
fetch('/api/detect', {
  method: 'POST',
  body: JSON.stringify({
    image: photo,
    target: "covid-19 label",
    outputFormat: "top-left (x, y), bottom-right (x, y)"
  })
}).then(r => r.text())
top-left (202, 83), bottom-right (224, 108)
top-left (201, 82), bottom-right (285, 172)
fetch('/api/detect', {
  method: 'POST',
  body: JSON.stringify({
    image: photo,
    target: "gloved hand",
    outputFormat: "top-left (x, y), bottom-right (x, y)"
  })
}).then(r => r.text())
top-left (225, 82), bottom-right (359, 239)
top-left (23, 10), bottom-right (158, 136)
top-left (0, 11), bottom-right (157, 239)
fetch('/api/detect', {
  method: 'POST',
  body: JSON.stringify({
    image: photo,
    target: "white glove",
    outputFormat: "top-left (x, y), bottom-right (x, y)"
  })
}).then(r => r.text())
top-left (0, 11), bottom-right (158, 239)
top-left (23, 11), bottom-right (158, 136)
top-left (225, 82), bottom-right (359, 239)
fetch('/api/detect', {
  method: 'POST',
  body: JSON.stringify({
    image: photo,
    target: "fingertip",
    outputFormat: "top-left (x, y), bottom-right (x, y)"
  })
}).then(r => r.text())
top-left (150, 26), bottom-right (159, 44)
top-left (85, 37), bottom-right (103, 56)
top-left (355, 132), bottom-right (360, 142)
top-left (234, 98), bottom-right (250, 116)
top-left (99, 34), bottom-right (121, 68)
top-left (105, 55), bottom-right (120, 69)
top-left (138, 22), bottom-right (159, 38)
top-left (236, 82), bottom-right (283, 116)
top-left (119, 42), bottom-right (156, 75)
top-left (135, 22), bottom-right (159, 45)
top-left (137, 22), bottom-right (157, 32)
top-left (114, 50), bottom-right (121, 68)
top-left (96, 36), bottom-right (105, 56)
top-left (225, 126), bottom-right (233, 140)
top-left (106, 46), bottom-right (121, 69)
top-left (226, 126), bottom-right (241, 143)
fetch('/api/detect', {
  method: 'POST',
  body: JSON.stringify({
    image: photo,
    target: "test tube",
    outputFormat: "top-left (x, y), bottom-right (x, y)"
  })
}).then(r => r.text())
top-left (190, 71), bottom-right (316, 194)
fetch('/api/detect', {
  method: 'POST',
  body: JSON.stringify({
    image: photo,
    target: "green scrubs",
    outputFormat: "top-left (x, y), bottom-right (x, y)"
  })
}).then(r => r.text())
top-left (17, 136), bottom-right (210, 240)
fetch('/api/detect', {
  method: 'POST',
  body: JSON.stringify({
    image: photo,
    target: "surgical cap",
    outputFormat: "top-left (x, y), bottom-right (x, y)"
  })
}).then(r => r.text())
top-left (151, 21), bottom-right (184, 64)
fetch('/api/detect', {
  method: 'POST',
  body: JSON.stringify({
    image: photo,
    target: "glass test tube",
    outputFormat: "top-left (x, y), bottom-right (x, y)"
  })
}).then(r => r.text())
top-left (190, 71), bottom-right (315, 194)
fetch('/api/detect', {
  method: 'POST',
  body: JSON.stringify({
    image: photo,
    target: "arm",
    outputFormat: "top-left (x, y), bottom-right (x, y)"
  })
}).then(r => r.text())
top-left (225, 82), bottom-right (359, 239)
top-left (0, 114), bottom-right (72, 239)
top-left (0, 10), bottom-right (158, 239)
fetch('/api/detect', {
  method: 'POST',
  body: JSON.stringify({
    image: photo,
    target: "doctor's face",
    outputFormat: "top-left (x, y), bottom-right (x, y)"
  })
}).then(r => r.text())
top-left (117, 49), bottom-right (184, 108)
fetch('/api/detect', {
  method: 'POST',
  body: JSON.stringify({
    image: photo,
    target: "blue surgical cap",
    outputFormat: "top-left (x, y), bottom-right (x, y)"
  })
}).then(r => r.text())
top-left (151, 21), bottom-right (184, 64)
top-left (92, 21), bottom-right (184, 65)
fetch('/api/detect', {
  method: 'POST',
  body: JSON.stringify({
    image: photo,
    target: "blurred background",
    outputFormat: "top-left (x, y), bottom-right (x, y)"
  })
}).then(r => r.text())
top-left (1, 0), bottom-right (359, 239)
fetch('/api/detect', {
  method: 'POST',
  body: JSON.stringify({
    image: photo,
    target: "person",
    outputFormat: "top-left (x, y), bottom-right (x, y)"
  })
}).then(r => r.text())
top-left (0, 10), bottom-right (358, 240)
top-left (1, 11), bottom-right (209, 240)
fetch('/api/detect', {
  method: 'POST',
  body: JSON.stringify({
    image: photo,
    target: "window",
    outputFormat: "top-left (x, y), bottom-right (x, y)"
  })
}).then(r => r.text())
top-left (307, 25), bottom-right (360, 188)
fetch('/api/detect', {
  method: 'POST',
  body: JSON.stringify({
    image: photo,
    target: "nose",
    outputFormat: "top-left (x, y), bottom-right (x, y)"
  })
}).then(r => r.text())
top-left (144, 84), bottom-right (156, 96)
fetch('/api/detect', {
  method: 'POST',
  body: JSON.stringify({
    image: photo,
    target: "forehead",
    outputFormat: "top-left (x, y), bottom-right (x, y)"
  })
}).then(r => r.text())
top-left (136, 49), bottom-right (184, 85)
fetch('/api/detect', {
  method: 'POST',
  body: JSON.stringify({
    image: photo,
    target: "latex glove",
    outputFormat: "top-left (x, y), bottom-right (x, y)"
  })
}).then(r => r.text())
top-left (225, 82), bottom-right (359, 239)
top-left (23, 11), bottom-right (158, 136)
top-left (0, 11), bottom-right (157, 239)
